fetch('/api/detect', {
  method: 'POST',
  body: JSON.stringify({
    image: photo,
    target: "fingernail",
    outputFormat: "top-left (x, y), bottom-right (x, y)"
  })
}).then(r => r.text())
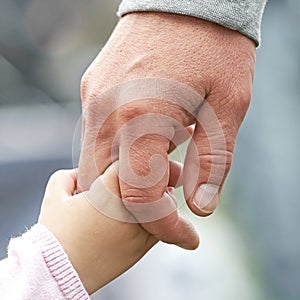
top-left (193, 184), bottom-right (219, 213)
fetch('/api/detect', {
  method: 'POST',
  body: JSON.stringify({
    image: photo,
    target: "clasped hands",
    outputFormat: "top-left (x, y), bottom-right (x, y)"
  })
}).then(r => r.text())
top-left (40, 11), bottom-right (255, 295)
top-left (78, 12), bottom-right (255, 252)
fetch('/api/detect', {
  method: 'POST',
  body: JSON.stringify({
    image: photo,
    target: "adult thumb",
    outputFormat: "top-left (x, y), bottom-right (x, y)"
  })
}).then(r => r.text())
top-left (183, 101), bottom-right (235, 216)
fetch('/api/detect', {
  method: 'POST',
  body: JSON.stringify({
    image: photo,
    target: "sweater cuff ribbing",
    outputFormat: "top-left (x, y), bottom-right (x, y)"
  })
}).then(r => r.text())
top-left (118, 0), bottom-right (267, 46)
top-left (24, 224), bottom-right (90, 300)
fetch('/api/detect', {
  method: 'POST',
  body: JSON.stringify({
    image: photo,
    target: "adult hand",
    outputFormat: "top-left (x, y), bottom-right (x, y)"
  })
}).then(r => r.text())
top-left (79, 12), bottom-right (255, 249)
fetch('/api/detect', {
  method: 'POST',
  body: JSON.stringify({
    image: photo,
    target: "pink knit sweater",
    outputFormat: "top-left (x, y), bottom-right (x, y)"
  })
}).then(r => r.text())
top-left (0, 224), bottom-right (90, 300)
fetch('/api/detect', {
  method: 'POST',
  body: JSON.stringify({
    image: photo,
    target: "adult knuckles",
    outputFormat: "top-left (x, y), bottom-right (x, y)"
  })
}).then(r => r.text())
top-left (232, 84), bottom-right (252, 115)
top-left (80, 70), bottom-right (92, 105)
top-left (197, 149), bottom-right (233, 185)
top-left (201, 149), bottom-right (233, 170)
top-left (121, 190), bottom-right (163, 204)
top-left (114, 100), bottom-right (191, 130)
top-left (208, 78), bottom-right (252, 129)
top-left (222, 84), bottom-right (252, 126)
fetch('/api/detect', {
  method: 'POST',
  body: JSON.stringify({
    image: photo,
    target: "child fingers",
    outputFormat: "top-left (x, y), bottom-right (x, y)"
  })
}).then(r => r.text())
top-left (45, 169), bottom-right (77, 198)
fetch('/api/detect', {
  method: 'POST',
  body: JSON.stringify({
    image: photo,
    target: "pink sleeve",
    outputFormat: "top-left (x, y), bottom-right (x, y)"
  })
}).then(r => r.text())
top-left (0, 224), bottom-right (90, 300)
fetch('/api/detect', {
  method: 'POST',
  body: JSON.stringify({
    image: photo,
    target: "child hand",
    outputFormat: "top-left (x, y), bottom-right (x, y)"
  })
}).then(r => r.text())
top-left (38, 165), bottom-right (158, 294)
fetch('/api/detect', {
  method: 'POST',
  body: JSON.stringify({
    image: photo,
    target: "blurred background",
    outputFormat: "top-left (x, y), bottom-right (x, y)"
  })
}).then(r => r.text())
top-left (0, 0), bottom-right (299, 299)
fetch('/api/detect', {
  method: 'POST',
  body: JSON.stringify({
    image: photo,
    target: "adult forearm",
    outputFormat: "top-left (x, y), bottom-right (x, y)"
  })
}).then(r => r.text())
top-left (118, 0), bottom-right (267, 46)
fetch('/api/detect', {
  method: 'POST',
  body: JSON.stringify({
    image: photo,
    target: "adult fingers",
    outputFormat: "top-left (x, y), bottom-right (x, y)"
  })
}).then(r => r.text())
top-left (118, 114), bottom-right (199, 249)
top-left (81, 160), bottom-right (186, 229)
top-left (81, 163), bottom-right (136, 223)
top-left (77, 123), bottom-right (193, 193)
top-left (183, 101), bottom-right (237, 216)
top-left (136, 205), bottom-right (200, 250)
top-left (168, 160), bottom-right (184, 187)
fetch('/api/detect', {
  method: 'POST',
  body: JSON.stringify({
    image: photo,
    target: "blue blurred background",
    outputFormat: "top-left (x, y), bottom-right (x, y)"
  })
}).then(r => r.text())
top-left (0, 0), bottom-right (299, 299)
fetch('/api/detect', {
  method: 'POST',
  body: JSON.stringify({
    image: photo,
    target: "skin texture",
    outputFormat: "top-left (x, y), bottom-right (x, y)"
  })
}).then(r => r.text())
top-left (79, 12), bottom-right (256, 249)
top-left (39, 167), bottom-right (157, 295)
top-left (39, 147), bottom-right (197, 294)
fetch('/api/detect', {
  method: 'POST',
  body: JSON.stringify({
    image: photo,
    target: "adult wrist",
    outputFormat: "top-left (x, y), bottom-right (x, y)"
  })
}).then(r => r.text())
top-left (118, 0), bottom-right (267, 46)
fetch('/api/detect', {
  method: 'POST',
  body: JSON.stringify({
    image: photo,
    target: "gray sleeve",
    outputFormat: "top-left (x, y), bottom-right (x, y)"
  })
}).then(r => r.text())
top-left (117, 0), bottom-right (268, 46)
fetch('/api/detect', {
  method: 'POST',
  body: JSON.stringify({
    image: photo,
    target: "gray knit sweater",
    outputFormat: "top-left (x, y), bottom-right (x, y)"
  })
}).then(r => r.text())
top-left (118, 0), bottom-right (267, 46)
